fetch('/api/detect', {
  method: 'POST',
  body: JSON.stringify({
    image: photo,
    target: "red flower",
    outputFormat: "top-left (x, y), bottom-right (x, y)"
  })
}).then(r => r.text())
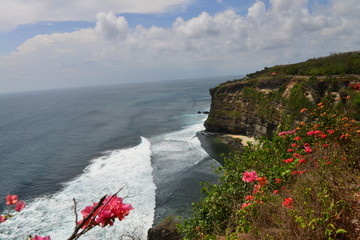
top-left (275, 178), bottom-right (282, 184)
top-left (0, 215), bottom-right (6, 223)
top-left (340, 134), bottom-right (348, 139)
top-left (273, 190), bottom-right (279, 194)
top-left (282, 198), bottom-right (294, 208)
top-left (256, 177), bottom-right (268, 186)
top-left (15, 201), bottom-right (26, 212)
top-left (293, 136), bottom-right (301, 141)
top-left (291, 143), bottom-right (297, 148)
top-left (5, 194), bottom-right (18, 205)
top-left (307, 130), bottom-right (323, 136)
top-left (298, 159), bottom-right (306, 164)
top-left (327, 130), bottom-right (335, 134)
top-left (283, 158), bottom-right (294, 163)
top-left (287, 148), bottom-right (294, 152)
top-left (291, 171), bottom-right (305, 175)
top-left (241, 202), bottom-right (252, 209)
top-left (245, 195), bottom-right (254, 201)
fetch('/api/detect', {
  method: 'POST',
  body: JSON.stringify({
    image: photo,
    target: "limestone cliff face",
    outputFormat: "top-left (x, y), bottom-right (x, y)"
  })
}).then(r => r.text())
top-left (204, 75), bottom-right (357, 137)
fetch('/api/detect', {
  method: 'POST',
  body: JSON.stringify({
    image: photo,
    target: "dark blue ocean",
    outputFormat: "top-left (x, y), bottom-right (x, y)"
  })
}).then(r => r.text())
top-left (0, 78), bottom-right (228, 239)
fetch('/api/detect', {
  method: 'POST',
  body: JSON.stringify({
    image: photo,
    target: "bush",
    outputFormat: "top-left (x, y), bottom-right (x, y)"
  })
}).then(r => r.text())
top-left (178, 103), bottom-right (360, 239)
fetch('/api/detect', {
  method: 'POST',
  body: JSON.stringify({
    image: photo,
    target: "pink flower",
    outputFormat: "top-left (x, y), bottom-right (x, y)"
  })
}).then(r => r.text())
top-left (15, 200), bottom-right (26, 212)
top-left (242, 171), bottom-right (258, 183)
top-left (78, 195), bottom-right (133, 229)
top-left (5, 194), bottom-right (18, 205)
top-left (304, 146), bottom-right (313, 153)
top-left (278, 129), bottom-right (296, 136)
top-left (96, 210), bottom-right (114, 227)
top-left (103, 195), bottom-right (133, 222)
top-left (241, 202), bottom-right (252, 209)
top-left (32, 236), bottom-right (51, 240)
top-left (0, 215), bottom-right (6, 223)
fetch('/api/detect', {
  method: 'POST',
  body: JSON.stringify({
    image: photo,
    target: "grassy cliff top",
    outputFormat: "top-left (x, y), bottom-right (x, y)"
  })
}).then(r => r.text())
top-left (218, 51), bottom-right (360, 88)
top-left (248, 51), bottom-right (360, 78)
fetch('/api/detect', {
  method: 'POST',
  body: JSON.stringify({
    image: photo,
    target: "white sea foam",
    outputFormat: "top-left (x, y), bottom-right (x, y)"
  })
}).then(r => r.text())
top-left (151, 122), bottom-right (210, 180)
top-left (0, 137), bottom-right (156, 240)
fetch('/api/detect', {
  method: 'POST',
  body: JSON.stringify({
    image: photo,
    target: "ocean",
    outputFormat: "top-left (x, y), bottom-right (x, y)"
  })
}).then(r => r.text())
top-left (0, 77), bottom-right (228, 239)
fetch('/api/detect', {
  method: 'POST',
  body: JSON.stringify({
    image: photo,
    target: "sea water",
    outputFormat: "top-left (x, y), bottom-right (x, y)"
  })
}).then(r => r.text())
top-left (0, 77), bottom-right (229, 239)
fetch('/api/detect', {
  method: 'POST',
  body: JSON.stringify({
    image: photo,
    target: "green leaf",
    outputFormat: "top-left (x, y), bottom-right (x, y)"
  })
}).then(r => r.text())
top-left (335, 229), bottom-right (347, 234)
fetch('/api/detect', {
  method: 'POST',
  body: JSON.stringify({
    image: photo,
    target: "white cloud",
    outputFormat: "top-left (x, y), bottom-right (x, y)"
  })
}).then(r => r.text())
top-left (95, 12), bottom-right (129, 41)
top-left (0, 0), bottom-right (192, 31)
top-left (1, 0), bottom-right (360, 93)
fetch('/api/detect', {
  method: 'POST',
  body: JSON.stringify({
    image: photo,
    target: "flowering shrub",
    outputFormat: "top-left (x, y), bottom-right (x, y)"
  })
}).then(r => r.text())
top-left (179, 101), bottom-right (360, 239)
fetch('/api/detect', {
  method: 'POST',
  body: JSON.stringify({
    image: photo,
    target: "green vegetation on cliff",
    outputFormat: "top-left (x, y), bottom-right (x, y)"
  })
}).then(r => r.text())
top-left (179, 52), bottom-right (360, 239)
top-left (204, 51), bottom-right (360, 137)
top-left (180, 104), bottom-right (360, 239)
top-left (247, 51), bottom-right (360, 77)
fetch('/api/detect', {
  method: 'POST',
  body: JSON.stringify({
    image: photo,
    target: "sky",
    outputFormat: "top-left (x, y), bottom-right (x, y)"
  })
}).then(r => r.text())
top-left (0, 0), bottom-right (359, 93)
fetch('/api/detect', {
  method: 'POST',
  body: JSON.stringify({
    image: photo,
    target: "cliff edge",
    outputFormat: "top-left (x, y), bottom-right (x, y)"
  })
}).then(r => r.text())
top-left (204, 51), bottom-right (360, 138)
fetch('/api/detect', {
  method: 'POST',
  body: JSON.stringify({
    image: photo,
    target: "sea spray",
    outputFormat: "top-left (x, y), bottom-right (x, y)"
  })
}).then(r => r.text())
top-left (0, 137), bottom-right (156, 240)
top-left (151, 121), bottom-right (221, 224)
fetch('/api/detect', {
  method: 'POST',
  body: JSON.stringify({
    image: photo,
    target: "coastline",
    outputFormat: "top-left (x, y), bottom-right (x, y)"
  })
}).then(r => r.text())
top-left (196, 130), bottom-right (256, 165)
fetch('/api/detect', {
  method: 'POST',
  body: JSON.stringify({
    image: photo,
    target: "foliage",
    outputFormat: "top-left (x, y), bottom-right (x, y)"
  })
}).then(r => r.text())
top-left (178, 102), bottom-right (360, 239)
top-left (247, 51), bottom-right (360, 78)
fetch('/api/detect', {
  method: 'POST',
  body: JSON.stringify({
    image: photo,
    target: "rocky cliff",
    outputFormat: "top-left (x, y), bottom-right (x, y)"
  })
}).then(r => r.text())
top-left (204, 73), bottom-right (360, 138)
top-left (205, 52), bottom-right (360, 137)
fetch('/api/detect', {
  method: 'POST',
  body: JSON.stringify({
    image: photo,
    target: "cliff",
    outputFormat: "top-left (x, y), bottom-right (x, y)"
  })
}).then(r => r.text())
top-left (204, 51), bottom-right (360, 138)
top-left (179, 51), bottom-right (360, 240)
